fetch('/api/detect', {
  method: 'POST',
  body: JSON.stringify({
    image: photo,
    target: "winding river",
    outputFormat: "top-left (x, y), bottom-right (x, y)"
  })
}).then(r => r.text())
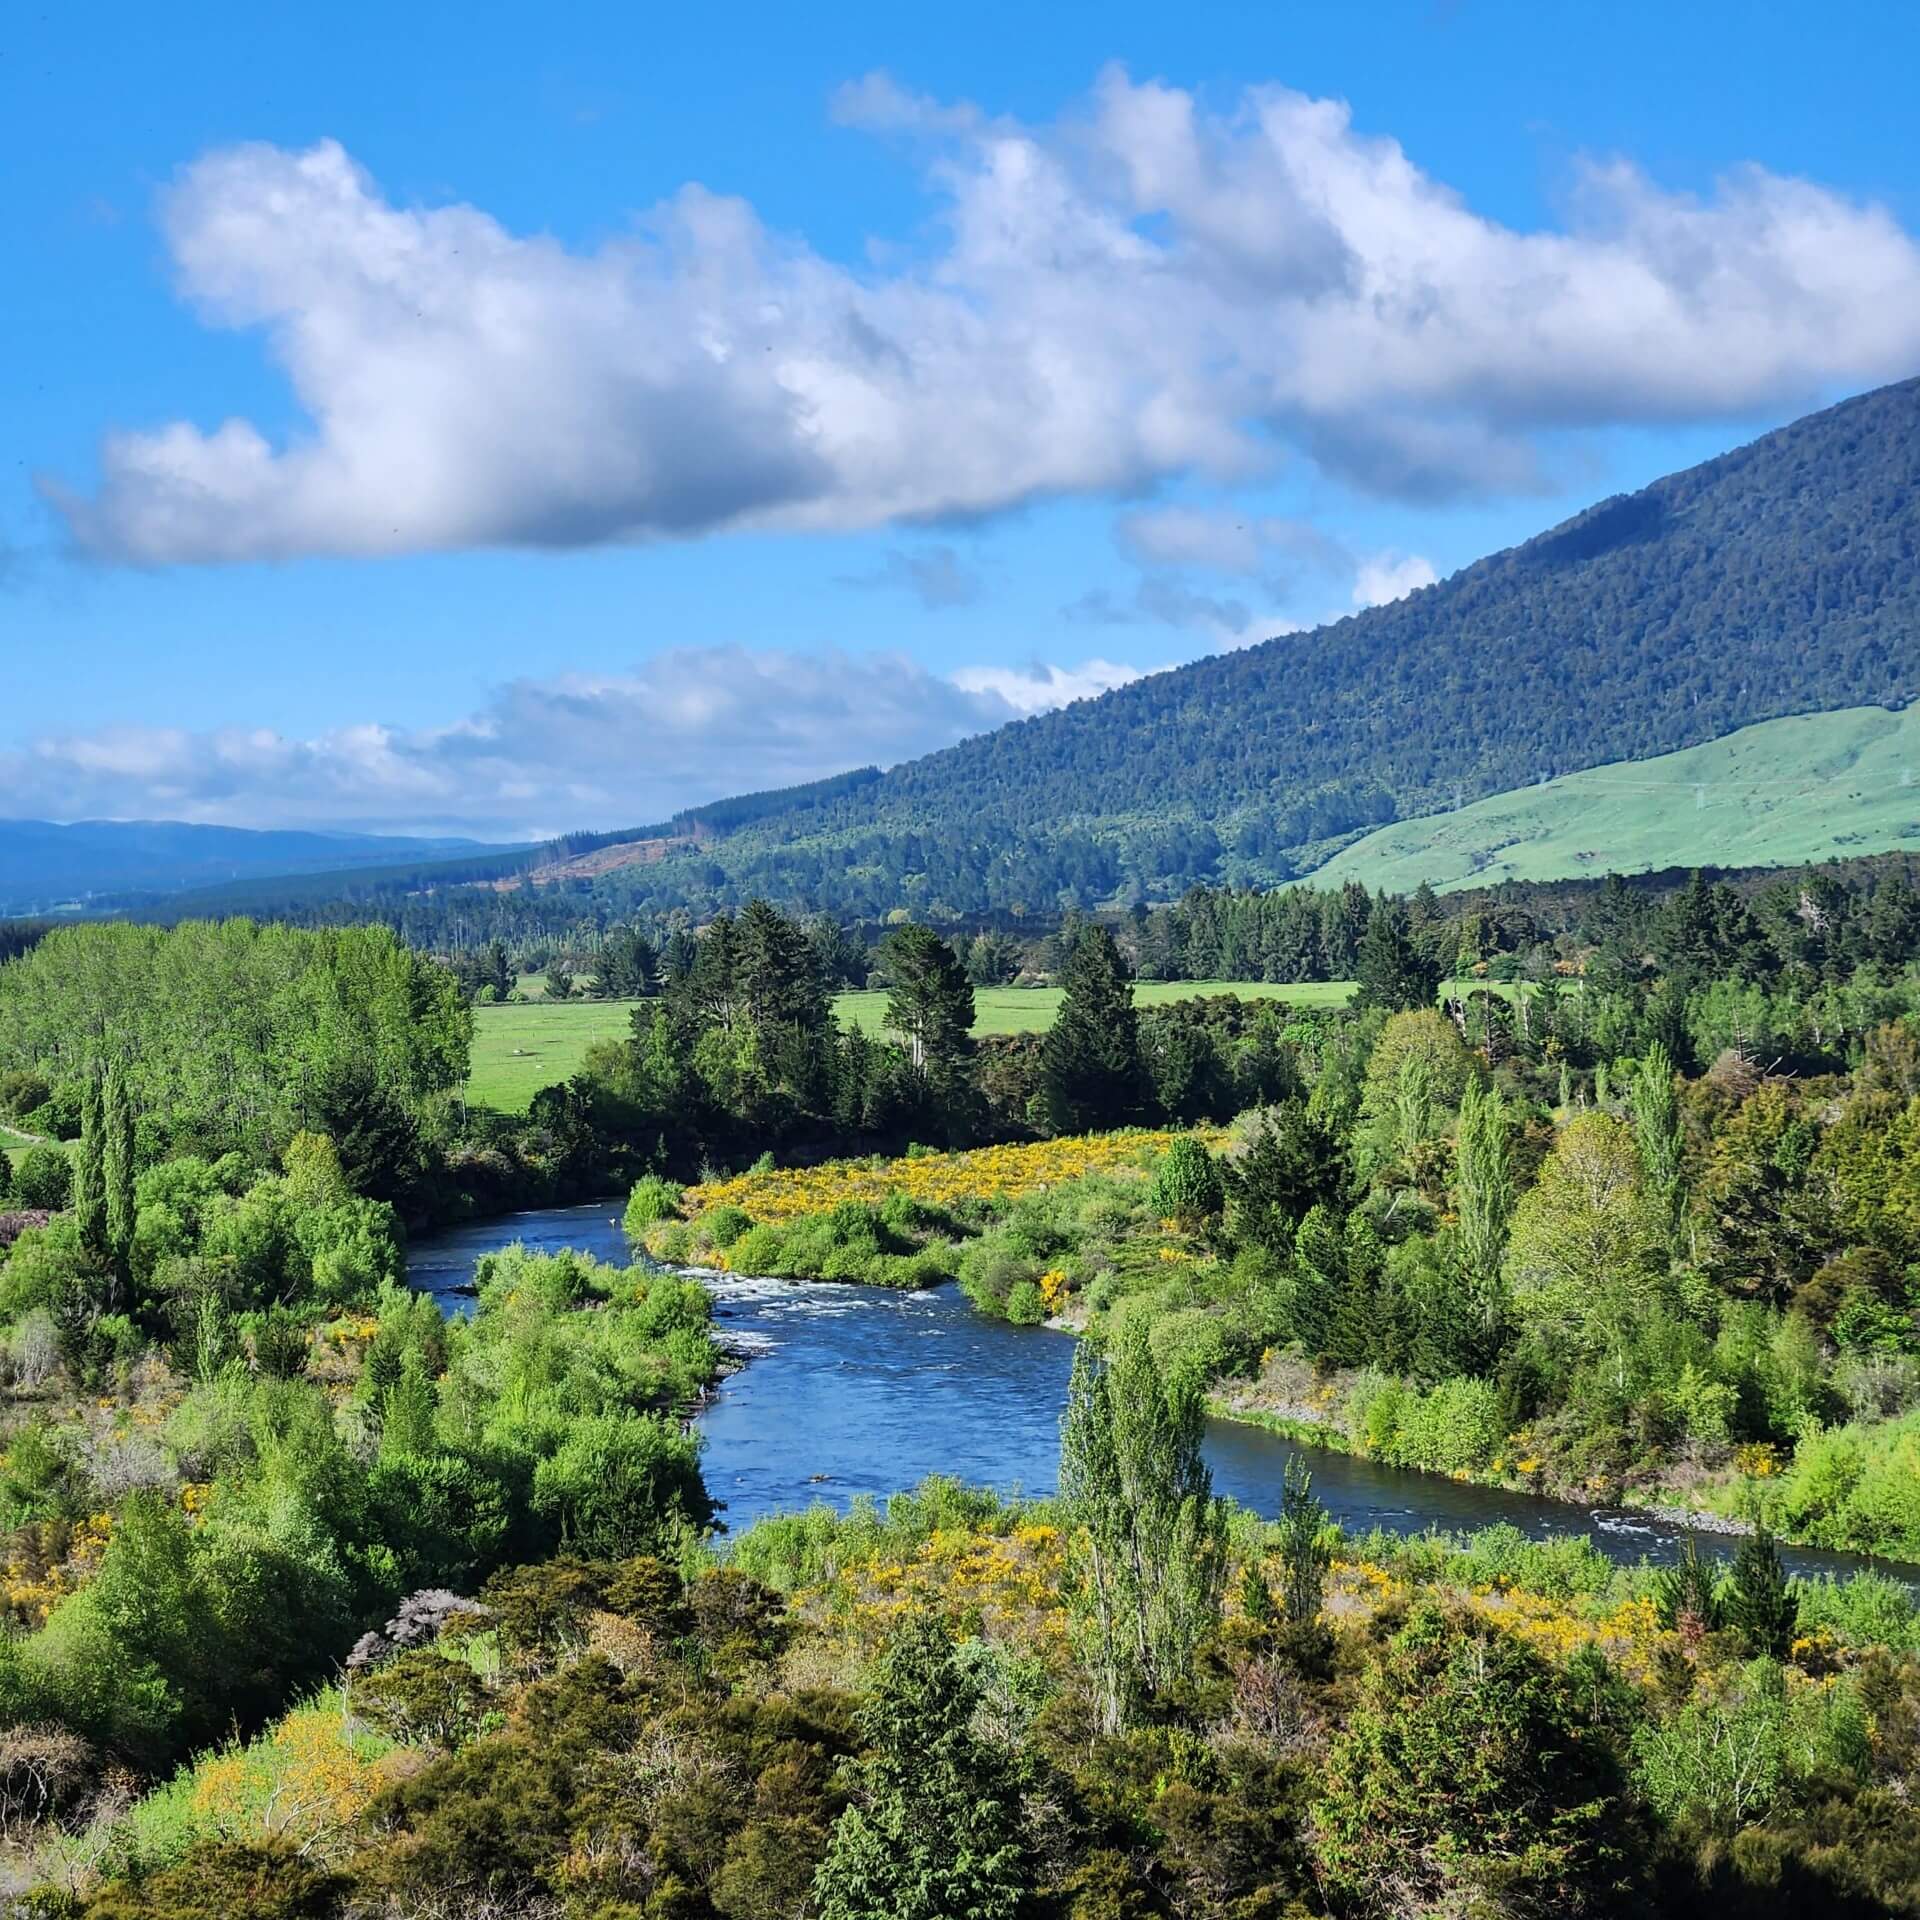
top-left (409, 1201), bottom-right (1915, 1586)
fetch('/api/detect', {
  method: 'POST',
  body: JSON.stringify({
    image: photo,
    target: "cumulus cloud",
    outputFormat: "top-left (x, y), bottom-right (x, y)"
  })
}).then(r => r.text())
top-left (0, 646), bottom-right (1132, 837)
top-left (839, 544), bottom-right (984, 608)
top-left (1064, 577), bottom-right (1254, 637)
top-left (49, 67), bottom-right (1920, 564)
top-left (1352, 550), bottom-right (1439, 607)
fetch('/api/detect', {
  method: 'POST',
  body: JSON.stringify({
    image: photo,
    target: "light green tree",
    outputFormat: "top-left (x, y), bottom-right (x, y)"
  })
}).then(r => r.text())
top-left (1504, 1114), bottom-right (1668, 1366)
top-left (1059, 1317), bottom-right (1228, 1732)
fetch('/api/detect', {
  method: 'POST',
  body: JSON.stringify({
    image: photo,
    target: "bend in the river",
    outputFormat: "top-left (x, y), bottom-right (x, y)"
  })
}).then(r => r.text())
top-left (409, 1201), bottom-right (1918, 1586)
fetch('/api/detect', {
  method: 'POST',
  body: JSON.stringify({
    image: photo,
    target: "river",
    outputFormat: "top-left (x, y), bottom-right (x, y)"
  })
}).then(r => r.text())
top-left (409, 1201), bottom-right (1915, 1585)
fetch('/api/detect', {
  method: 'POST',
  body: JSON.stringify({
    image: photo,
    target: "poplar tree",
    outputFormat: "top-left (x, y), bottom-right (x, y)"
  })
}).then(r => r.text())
top-left (74, 1071), bottom-right (110, 1273)
top-left (1630, 1041), bottom-right (1685, 1229)
top-left (1060, 1319), bottom-right (1228, 1732)
top-left (1453, 1077), bottom-right (1515, 1280)
top-left (103, 1060), bottom-right (137, 1281)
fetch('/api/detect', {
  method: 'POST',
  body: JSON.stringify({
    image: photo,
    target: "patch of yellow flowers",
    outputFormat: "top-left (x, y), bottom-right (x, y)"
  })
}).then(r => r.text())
top-left (683, 1129), bottom-right (1226, 1226)
top-left (187, 1696), bottom-right (391, 1860)
top-left (804, 1522), bottom-right (1069, 1648)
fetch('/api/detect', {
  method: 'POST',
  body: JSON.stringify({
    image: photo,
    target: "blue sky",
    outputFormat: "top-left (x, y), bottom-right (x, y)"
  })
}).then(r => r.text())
top-left (5, 0), bottom-right (1919, 837)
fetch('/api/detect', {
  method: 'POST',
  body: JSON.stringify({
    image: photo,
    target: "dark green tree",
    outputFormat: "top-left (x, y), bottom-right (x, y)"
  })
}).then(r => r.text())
top-left (1272, 1457), bottom-right (1331, 1629)
top-left (1313, 1604), bottom-right (1631, 1914)
top-left (1353, 898), bottom-right (1442, 1013)
top-left (73, 1070), bottom-right (110, 1272)
top-left (813, 1613), bottom-right (1028, 1920)
top-left (1724, 1529), bottom-right (1799, 1659)
top-left (1039, 927), bottom-right (1141, 1133)
top-left (598, 926), bottom-right (658, 999)
top-left (1653, 1539), bottom-right (1726, 1638)
top-left (479, 938), bottom-right (512, 1001)
top-left (1223, 1101), bottom-right (1347, 1254)
top-left (881, 924), bottom-right (976, 1115)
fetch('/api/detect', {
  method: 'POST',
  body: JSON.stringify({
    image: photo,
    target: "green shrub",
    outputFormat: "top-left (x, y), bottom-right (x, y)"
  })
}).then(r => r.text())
top-left (1150, 1136), bottom-right (1224, 1226)
top-left (11, 1144), bottom-right (71, 1212)
top-left (624, 1174), bottom-right (684, 1231)
top-left (1005, 1280), bottom-right (1045, 1325)
top-left (704, 1204), bottom-right (753, 1250)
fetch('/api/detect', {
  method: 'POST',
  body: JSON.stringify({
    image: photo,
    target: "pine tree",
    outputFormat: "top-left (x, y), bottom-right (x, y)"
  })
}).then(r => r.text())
top-left (881, 924), bottom-right (976, 1106)
top-left (1039, 927), bottom-right (1141, 1133)
top-left (1653, 1539), bottom-right (1725, 1640)
top-left (1724, 1529), bottom-right (1799, 1659)
top-left (1273, 1457), bottom-right (1331, 1628)
top-left (1354, 899), bottom-right (1442, 1013)
top-left (74, 1071), bottom-right (110, 1272)
top-left (1222, 1100), bottom-right (1347, 1254)
top-left (813, 1613), bottom-right (1028, 1920)
top-left (1289, 1204), bottom-right (1346, 1361)
top-left (480, 939), bottom-right (512, 1002)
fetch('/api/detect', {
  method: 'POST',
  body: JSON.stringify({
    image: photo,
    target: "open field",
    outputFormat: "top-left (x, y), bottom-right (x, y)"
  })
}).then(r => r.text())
top-left (831, 978), bottom-right (1353, 1039)
top-left (1306, 704), bottom-right (1920, 895)
top-left (467, 979), bottom-right (1357, 1112)
top-left (466, 998), bottom-right (646, 1111)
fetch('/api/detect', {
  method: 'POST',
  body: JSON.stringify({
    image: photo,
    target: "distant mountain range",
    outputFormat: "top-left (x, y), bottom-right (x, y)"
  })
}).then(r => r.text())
top-left (0, 819), bottom-right (514, 916)
top-left (19, 374), bottom-right (1920, 927)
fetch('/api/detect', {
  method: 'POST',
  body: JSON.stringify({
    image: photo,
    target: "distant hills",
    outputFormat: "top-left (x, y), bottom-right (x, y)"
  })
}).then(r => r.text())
top-left (0, 819), bottom-right (513, 916)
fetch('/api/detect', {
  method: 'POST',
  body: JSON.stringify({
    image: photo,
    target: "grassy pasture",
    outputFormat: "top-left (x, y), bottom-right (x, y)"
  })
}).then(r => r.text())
top-left (466, 979), bottom-right (1358, 1112)
top-left (1307, 703), bottom-right (1920, 895)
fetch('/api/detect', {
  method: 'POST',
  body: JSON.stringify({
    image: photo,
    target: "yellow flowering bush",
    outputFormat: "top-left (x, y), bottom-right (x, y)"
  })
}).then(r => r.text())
top-left (678, 1129), bottom-right (1225, 1227)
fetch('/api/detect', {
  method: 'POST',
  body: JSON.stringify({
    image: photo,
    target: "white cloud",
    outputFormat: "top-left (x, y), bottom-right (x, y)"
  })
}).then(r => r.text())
top-left (0, 646), bottom-right (1135, 837)
top-left (48, 69), bottom-right (1920, 563)
top-left (1352, 550), bottom-right (1439, 607)
top-left (948, 658), bottom-right (1145, 714)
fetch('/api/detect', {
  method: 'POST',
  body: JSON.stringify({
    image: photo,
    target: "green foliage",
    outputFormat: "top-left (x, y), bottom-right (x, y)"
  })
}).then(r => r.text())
top-left (1040, 928), bottom-right (1141, 1134)
top-left (1724, 1530), bottom-right (1799, 1660)
top-left (11, 1142), bottom-right (71, 1211)
top-left (1313, 1602), bottom-right (1631, 1914)
top-left (813, 1613), bottom-right (1028, 1920)
top-left (1059, 1319), bottom-right (1228, 1731)
top-left (622, 1171), bottom-right (683, 1230)
top-left (0, 920), bottom-right (469, 1180)
top-left (1148, 1135), bottom-right (1223, 1227)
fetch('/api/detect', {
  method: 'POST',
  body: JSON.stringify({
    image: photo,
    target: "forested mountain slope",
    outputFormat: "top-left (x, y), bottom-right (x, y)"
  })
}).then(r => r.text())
top-left (110, 376), bottom-right (1920, 927)
top-left (837, 374), bottom-right (1920, 845)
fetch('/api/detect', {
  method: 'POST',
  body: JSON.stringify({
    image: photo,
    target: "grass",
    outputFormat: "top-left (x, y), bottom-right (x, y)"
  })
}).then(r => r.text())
top-left (467, 979), bottom-right (1356, 1112)
top-left (1305, 703), bottom-right (1920, 895)
top-left (831, 978), bottom-right (1352, 1038)
top-left (466, 998), bottom-right (647, 1112)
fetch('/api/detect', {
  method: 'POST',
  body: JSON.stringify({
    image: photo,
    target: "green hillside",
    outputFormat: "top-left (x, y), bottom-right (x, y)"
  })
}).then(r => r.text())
top-left (1307, 704), bottom-right (1920, 894)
